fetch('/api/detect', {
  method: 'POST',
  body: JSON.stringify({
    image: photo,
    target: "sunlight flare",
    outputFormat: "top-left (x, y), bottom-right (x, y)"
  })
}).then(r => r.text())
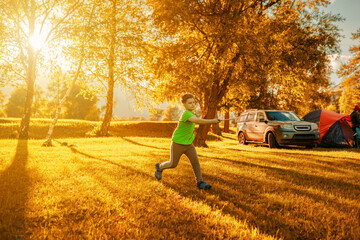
top-left (28, 23), bottom-right (51, 51)
top-left (29, 33), bottom-right (47, 50)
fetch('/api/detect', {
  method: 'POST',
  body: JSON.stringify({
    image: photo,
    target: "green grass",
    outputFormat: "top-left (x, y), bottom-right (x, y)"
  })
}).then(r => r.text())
top-left (1, 132), bottom-right (359, 239)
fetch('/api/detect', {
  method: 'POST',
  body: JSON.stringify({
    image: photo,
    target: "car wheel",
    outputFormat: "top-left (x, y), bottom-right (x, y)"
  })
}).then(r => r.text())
top-left (238, 132), bottom-right (248, 145)
top-left (268, 132), bottom-right (278, 149)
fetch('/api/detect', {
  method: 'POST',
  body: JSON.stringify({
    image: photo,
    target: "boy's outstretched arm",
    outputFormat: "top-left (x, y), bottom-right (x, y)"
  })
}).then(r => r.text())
top-left (188, 116), bottom-right (220, 125)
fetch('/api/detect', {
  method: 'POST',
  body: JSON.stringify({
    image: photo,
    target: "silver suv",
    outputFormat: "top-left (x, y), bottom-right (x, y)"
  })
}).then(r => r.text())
top-left (236, 110), bottom-right (320, 148)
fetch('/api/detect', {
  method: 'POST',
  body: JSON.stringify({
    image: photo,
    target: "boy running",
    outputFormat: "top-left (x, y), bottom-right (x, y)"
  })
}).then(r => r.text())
top-left (155, 93), bottom-right (220, 190)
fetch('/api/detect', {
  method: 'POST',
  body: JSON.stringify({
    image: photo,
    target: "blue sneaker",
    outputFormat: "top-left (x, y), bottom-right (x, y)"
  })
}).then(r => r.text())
top-left (155, 163), bottom-right (162, 180)
top-left (197, 180), bottom-right (211, 190)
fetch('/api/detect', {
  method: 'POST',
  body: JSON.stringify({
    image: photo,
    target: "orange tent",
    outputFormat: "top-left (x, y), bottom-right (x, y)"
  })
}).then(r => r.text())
top-left (303, 109), bottom-right (353, 148)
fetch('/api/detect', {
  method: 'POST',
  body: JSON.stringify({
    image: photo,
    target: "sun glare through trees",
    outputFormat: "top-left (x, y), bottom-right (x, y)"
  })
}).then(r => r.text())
top-left (29, 33), bottom-right (46, 51)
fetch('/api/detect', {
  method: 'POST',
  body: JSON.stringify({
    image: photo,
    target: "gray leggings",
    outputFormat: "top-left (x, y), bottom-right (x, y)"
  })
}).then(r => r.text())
top-left (159, 141), bottom-right (203, 182)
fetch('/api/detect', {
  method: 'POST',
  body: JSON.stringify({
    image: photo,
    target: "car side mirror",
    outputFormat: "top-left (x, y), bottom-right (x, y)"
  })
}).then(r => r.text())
top-left (259, 118), bottom-right (267, 123)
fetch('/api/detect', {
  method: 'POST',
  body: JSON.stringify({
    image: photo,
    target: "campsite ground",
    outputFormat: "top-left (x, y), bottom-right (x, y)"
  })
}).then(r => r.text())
top-left (0, 122), bottom-right (359, 239)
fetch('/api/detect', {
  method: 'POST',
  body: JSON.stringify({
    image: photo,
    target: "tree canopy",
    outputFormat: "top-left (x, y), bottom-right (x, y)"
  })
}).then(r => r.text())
top-left (144, 0), bottom-right (342, 146)
top-left (77, 0), bottom-right (149, 136)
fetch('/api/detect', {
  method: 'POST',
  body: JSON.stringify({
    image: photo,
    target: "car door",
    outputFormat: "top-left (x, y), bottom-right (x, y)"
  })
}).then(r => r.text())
top-left (253, 112), bottom-right (267, 142)
top-left (244, 112), bottom-right (257, 140)
top-left (236, 113), bottom-right (248, 135)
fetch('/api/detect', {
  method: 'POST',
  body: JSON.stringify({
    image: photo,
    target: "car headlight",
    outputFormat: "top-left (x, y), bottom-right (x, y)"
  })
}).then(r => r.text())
top-left (280, 123), bottom-right (293, 130)
top-left (312, 124), bottom-right (319, 131)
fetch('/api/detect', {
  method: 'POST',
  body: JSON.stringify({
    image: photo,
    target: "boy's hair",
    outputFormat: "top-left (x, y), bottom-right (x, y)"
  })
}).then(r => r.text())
top-left (181, 93), bottom-right (195, 104)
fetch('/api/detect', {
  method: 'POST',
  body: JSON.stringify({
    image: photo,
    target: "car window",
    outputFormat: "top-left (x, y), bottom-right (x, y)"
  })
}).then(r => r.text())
top-left (265, 111), bottom-right (301, 121)
top-left (239, 113), bottom-right (247, 122)
top-left (246, 112), bottom-right (255, 122)
top-left (256, 112), bottom-right (265, 122)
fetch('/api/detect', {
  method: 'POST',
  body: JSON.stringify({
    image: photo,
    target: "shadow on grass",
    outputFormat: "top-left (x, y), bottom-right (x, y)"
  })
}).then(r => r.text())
top-left (161, 152), bottom-right (360, 240)
top-left (65, 141), bottom-right (359, 239)
top-left (69, 146), bottom-right (154, 181)
top-left (220, 134), bottom-right (236, 141)
top-left (226, 146), bottom-right (360, 171)
top-left (267, 148), bottom-right (360, 162)
top-left (64, 146), bottom-right (269, 239)
top-left (0, 140), bottom-right (30, 239)
top-left (211, 155), bottom-right (360, 199)
top-left (120, 137), bottom-right (168, 151)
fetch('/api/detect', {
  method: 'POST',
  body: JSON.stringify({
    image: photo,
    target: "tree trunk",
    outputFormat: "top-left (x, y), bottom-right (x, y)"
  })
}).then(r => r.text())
top-left (18, 1), bottom-right (36, 140)
top-left (18, 66), bottom-right (35, 139)
top-left (42, 56), bottom-right (84, 146)
top-left (193, 104), bottom-right (218, 147)
top-left (42, 3), bottom-right (94, 145)
top-left (211, 111), bottom-right (222, 136)
top-left (223, 110), bottom-right (230, 133)
top-left (42, 107), bottom-right (60, 146)
top-left (98, 77), bottom-right (114, 136)
top-left (98, 0), bottom-right (116, 136)
top-left (194, 51), bottom-right (242, 147)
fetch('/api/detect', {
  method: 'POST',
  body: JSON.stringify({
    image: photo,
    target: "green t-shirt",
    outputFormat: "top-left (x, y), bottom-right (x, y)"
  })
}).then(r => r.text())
top-left (172, 110), bottom-right (196, 145)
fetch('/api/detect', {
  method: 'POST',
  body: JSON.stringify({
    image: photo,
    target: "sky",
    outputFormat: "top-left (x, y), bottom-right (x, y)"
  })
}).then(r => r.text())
top-left (324, 0), bottom-right (360, 85)
top-left (327, 0), bottom-right (360, 55)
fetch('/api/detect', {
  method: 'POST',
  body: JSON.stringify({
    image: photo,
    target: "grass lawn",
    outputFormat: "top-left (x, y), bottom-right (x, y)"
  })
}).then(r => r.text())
top-left (0, 133), bottom-right (359, 239)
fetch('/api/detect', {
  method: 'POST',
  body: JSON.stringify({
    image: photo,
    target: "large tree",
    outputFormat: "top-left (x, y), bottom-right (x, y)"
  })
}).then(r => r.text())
top-left (146, 0), bottom-right (341, 146)
top-left (82, 0), bottom-right (148, 136)
top-left (0, 0), bottom-right (82, 139)
top-left (42, 2), bottom-right (96, 146)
